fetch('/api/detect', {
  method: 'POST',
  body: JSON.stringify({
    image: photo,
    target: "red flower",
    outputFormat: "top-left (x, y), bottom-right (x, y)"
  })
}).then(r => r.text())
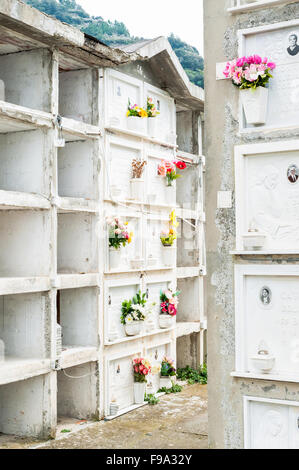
top-left (175, 161), bottom-right (186, 170)
top-left (168, 304), bottom-right (177, 316)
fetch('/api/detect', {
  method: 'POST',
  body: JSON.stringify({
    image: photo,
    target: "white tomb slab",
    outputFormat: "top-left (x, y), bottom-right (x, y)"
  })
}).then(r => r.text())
top-left (235, 141), bottom-right (299, 252)
top-left (235, 264), bottom-right (299, 381)
top-left (244, 396), bottom-right (299, 449)
top-left (238, 20), bottom-right (299, 131)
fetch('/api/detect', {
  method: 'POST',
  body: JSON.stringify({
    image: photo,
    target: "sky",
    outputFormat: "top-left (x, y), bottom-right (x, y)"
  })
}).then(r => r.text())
top-left (76, 0), bottom-right (204, 55)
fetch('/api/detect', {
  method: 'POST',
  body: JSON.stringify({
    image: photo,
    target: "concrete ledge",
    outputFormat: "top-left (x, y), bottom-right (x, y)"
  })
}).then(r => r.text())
top-left (104, 326), bottom-right (175, 347)
top-left (176, 322), bottom-right (201, 338)
top-left (177, 267), bottom-right (201, 279)
top-left (0, 100), bottom-right (52, 133)
top-left (62, 117), bottom-right (101, 141)
top-left (56, 197), bottom-right (99, 214)
top-left (105, 126), bottom-right (177, 149)
top-left (0, 190), bottom-right (50, 210)
top-left (0, 276), bottom-right (51, 295)
top-left (231, 371), bottom-right (299, 383)
top-left (57, 274), bottom-right (100, 290)
top-left (227, 0), bottom-right (295, 14)
top-left (60, 346), bottom-right (98, 369)
top-left (0, 358), bottom-right (51, 385)
top-left (231, 250), bottom-right (299, 255)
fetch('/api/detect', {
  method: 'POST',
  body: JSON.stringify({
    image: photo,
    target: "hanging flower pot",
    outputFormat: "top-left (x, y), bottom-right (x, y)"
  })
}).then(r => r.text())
top-left (240, 87), bottom-right (269, 125)
top-left (125, 320), bottom-right (143, 336)
top-left (134, 382), bottom-right (146, 404)
top-left (148, 117), bottom-right (157, 138)
top-left (130, 178), bottom-right (144, 201)
top-left (159, 314), bottom-right (175, 329)
top-left (165, 185), bottom-right (176, 205)
top-left (223, 55), bottom-right (276, 126)
top-left (109, 247), bottom-right (121, 270)
top-left (127, 116), bottom-right (145, 133)
top-left (159, 376), bottom-right (173, 389)
top-left (161, 245), bottom-right (176, 267)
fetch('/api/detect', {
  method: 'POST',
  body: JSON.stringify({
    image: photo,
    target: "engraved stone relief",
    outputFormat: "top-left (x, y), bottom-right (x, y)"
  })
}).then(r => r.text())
top-left (245, 152), bottom-right (299, 249)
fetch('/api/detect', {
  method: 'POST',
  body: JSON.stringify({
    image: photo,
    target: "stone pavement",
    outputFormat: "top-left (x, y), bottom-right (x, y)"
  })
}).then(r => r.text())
top-left (1, 384), bottom-right (208, 449)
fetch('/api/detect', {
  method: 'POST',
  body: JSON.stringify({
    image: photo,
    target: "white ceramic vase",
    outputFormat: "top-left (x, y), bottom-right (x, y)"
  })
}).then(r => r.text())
top-left (159, 314), bottom-right (175, 329)
top-left (161, 245), bottom-right (176, 267)
top-left (240, 87), bottom-right (268, 125)
top-left (165, 185), bottom-right (175, 205)
top-left (109, 247), bottom-right (121, 270)
top-left (160, 376), bottom-right (173, 389)
top-left (134, 382), bottom-right (146, 404)
top-left (0, 80), bottom-right (5, 101)
top-left (250, 355), bottom-right (275, 374)
top-left (127, 116), bottom-right (145, 133)
top-left (148, 117), bottom-right (157, 138)
top-left (130, 178), bottom-right (144, 201)
top-left (125, 321), bottom-right (143, 336)
top-left (242, 232), bottom-right (267, 251)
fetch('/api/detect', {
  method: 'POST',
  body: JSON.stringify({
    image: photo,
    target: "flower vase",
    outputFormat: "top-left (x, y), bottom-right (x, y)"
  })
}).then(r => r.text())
top-left (109, 247), bottom-right (121, 270)
top-left (124, 321), bottom-right (143, 336)
top-left (160, 376), bottom-right (173, 389)
top-left (240, 87), bottom-right (268, 125)
top-left (134, 382), bottom-right (146, 404)
top-left (130, 178), bottom-right (144, 201)
top-left (148, 117), bottom-right (157, 138)
top-left (159, 314), bottom-right (175, 329)
top-left (161, 245), bottom-right (176, 267)
top-left (127, 116), bottom-right (145, 133)
top-left (165, 184), bottom-right (175, 205)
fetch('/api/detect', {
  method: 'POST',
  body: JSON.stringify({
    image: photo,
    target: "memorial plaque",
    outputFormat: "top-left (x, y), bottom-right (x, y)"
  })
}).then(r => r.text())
top-left (235, 143), bottom-right (299, 250)
top-left (245, 397), bottom-right (299, 449)
top-left (235, 265), bottom-right (299, 379)
top-left (242, 22), bottom-right (299, 129)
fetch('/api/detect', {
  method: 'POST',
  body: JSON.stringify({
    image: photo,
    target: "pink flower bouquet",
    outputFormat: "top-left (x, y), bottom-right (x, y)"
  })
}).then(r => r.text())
top-left (223, 55), bottom-right (276, 90)
top-left (160, 288), bottom-right (180, 317)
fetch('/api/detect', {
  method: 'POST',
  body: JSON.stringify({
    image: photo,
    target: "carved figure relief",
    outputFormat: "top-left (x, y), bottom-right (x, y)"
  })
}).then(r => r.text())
top-left (258, 410), bottom-right (285, 449)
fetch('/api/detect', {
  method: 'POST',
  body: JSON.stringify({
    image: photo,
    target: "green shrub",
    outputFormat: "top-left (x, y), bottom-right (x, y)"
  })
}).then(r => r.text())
top-left (177, 364), bottom-right (207, 385)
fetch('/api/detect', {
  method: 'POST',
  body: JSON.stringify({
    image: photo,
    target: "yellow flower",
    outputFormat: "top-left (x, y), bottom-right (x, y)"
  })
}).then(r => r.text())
top-left (124, 222), bottom-right (128, 226)
top-left (126, 110), bottom-right (130, 117)
top-left (128, 231), bottom-right (134, 244)
top-left (170, 210), bottom-right (179, 228)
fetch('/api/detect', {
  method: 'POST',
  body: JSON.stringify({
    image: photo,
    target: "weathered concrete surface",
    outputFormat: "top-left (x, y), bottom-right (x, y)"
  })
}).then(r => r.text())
top-left (0, 384), bottom-right (207, 449)
top-left (204, 0), bottom-right (299, 450)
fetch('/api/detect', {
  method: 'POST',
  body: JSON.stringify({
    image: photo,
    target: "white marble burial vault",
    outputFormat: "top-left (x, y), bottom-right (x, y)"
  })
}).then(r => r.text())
top-left (238, 19), bottom-right (299, 132)
top-left (233, 264), bottom-right (299, 382)
top-left (244, 396), bottom-right (299, 449)
top-left (235, 140), bottom-right (299, 252)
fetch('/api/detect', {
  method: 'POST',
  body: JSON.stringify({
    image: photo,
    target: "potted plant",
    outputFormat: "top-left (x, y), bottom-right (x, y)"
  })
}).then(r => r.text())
top-left (121, 291), bottom-right (147, 336)
top-left (160, 356), bottom-right (176, 389)
top-left (223, 55), bottom-right (276, 125)
top-left (157, 160), bottom-right (186, 204)
top-left (159, 288), bottom-right (180, 329)
top-left (107, 216), bottom-right (133, 270)
top-left (146, 97), bottom-right (160, 138)
top-left (130, 158), bottom-right (147, 201)
top-left (126, 100), bottom-right (148, 133)
top-left (133, 357), bottom-right (151, 404)
top-left (160, 210), bottom-right (178, 267)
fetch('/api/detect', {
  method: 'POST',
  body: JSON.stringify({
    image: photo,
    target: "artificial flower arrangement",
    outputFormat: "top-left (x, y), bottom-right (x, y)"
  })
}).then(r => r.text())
top-left (160, 288), bottom-right (180, 318)
top-left (127, 100), bottom-right (148, 118)
top-left (147, 97), bottom-right (160, 117)
top-left (107, 216), bottom-right (133, 250)
top-left (223, 55), bottom-right (276, 89)
top-left (157, 160), bottom-right (187, 187)
top-left (121, 291), bottom-right (156, 336)
top-left (160, 210), bottom-right (179, 247)
top-left (133, 357), bottom-right (152, 404)
top-left (223, 55), bottom-right (276, 125)
top-left (121, 290), bottom-right (147, 326)
top-left (160, 356), bottom-right (176, 377)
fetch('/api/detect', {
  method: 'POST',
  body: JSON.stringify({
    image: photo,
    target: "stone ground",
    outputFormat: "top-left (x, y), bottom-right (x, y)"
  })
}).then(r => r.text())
top-left (0, 384), bottom-right (208, 449)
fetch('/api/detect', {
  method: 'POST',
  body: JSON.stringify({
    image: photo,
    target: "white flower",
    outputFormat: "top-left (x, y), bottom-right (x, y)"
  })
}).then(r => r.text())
top-left (126, 315), bottom-right (133, 324)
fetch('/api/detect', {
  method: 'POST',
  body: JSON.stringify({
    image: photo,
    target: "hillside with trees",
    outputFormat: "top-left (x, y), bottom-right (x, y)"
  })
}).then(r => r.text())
top-left (23, 0), bottom-right (204, 88)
